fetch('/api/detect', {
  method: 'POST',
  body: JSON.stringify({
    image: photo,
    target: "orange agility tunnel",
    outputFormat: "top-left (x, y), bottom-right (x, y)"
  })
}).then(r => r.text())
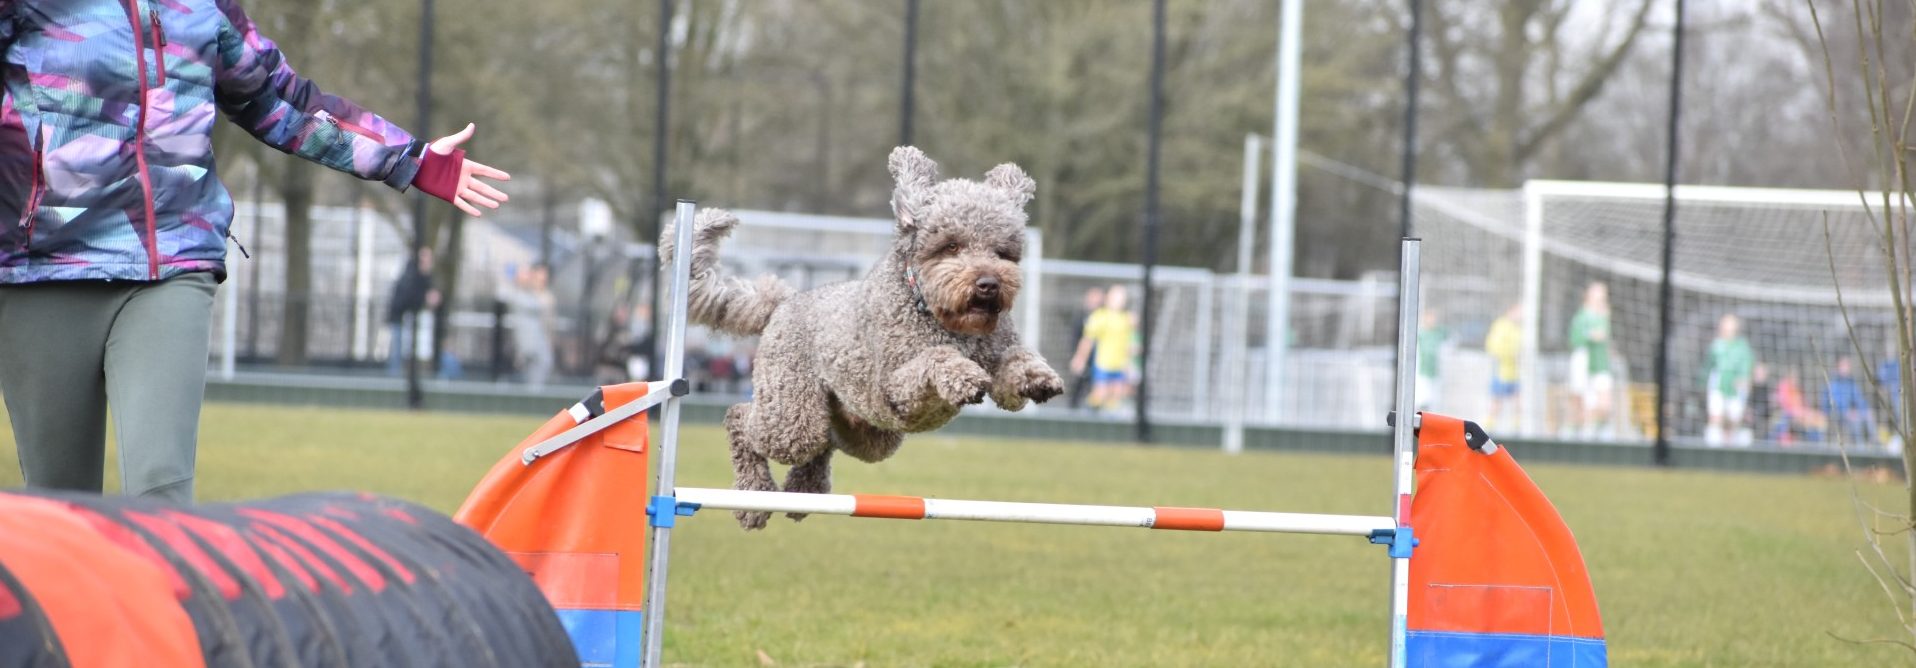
top-left (0, 490), bottom-right (579, 667)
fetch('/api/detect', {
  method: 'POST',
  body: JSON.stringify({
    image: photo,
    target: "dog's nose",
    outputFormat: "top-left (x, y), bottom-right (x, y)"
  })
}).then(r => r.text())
top-left (975, 276), bottom-right (1000, 294)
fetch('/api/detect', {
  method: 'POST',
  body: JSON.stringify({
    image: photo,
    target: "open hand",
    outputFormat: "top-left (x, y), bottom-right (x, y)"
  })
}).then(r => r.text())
top-left (429, 123), bottom-right (512, 217)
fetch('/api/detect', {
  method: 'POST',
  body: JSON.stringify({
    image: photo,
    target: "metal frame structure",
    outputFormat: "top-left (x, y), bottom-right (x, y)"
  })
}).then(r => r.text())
top-left (530, 202), bottom-right (1427, 667)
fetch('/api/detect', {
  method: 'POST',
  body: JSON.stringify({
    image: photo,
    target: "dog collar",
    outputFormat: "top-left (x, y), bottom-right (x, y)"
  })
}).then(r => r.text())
top-left (904, 230), bottom-right (932, 316)
top-left (905, 266), bottom-right (932, 315)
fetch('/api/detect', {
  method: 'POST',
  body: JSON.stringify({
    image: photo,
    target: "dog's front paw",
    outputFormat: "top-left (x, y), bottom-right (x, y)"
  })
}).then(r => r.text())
top-left (1021, 365), bottom-right (1065, 404)
top-left (931, 361), bottom-right (992, 407)
top-left (735, 510), bottom-right (770, 531)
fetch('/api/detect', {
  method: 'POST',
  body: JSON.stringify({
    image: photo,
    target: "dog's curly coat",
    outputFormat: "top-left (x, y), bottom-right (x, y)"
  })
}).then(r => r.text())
top-left (660, 146), bottom-right (1065, 530)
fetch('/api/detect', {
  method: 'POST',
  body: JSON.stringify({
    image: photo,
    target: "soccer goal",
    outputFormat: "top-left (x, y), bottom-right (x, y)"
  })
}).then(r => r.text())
top-left (1414, 180), bottom-right (1894, 447)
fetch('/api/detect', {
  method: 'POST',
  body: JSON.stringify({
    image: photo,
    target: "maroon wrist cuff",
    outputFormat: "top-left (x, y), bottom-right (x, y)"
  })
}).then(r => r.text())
top-left (414, 148), bottom-right (466, 203)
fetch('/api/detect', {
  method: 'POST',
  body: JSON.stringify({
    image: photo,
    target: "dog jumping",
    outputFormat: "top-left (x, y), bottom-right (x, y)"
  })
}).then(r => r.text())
top-left (660, 146), bottom-right (1065, 530)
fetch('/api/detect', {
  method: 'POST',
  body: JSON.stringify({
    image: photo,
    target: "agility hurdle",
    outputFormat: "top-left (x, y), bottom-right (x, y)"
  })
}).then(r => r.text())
top-left (457, 201), bottom-right (1607, 668)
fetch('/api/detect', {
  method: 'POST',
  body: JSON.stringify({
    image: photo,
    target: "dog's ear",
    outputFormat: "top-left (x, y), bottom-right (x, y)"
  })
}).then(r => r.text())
top-left (984, 163), bottom-right (1036, 208)
top-left (889, 146), bottom-right (939, 232)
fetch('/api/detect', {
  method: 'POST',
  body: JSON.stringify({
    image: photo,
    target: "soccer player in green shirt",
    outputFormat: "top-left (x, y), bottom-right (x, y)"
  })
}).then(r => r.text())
top-left (1566, 282), bottom-right (1614, 438)
top-left (1416, 310), bottom-right (1447, 411)
top-left (1704, 314), bottom-right (1755, 446)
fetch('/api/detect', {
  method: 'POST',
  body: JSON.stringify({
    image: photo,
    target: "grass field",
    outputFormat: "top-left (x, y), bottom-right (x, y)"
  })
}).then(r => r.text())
top-left (0, 401), bottom-right (1907, 667)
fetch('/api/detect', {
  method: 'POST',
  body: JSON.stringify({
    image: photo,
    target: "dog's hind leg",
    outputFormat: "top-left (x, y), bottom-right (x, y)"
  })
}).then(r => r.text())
top-left (778, 449), bottom-right (832, 523)
top-left (725, 403), bottom-right (778, 530)
top-left (726, 373), bottom-right (834, 529)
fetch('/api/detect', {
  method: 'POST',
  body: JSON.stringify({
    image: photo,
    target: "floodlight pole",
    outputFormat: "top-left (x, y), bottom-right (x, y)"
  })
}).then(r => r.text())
top-left (1266, 0), bottom-right (1301, 423)
top-left (1653, 0), bottom-right (1686, 465)
top-left (1226, 134), bottom-right (1263, 454)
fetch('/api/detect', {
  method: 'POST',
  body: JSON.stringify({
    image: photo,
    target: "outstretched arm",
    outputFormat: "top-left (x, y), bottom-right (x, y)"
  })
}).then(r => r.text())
top-left (1069, 335), bottom-right (1093, 375)
top-left (211, 0), bottom-right (509, 215)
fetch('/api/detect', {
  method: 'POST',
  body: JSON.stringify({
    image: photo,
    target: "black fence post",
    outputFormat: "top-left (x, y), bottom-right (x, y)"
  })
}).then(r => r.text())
top-left (646, 0), bottom-right (674, 385)
top-left (1136, 0), bottom-right (1166, 444)
top-left (407, 0), bottom-right (434, 410)
top-left (1653, 0), bottom-right (1686, 465)
top-left (1398, 0), bottom-right (1421, 240)
top-left (900, 0), bottom-right (919, 147)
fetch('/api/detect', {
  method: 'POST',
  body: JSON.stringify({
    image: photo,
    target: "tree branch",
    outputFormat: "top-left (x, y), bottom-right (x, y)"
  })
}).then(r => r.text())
top-left (1513, 0), bottom-right (1655, 163)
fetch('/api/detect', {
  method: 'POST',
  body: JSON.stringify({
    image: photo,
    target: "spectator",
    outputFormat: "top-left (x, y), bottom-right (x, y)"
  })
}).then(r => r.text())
top-left (386, 246), bottom-right (439, 376)
top-left (1747, 364), bottom-right (1775, 446)
top-left (1566, 282), bottom-right (1615, 439)
top-left (629, 302), bottom-right (656, 381)
top-left (1067, 287), bottom-right (1105, 409)
top-left (1070, 285), bottom-right (1137, 415)
top-left (499, 264), bottom-right (557, 389)
top-left (1775, 369), bottom-right (1827, 444)
top-left (1878, 354), bottom-right (1901, 433)
top-left (595, 303), bottom-right (636, 385)
top-left (1825, 356), bottom-right (1873, 445)
top-left (1703, 314), bottom-right (1754, 446)
top-left (0, 0), bottom-right (510, 502)
top-left (1484, 303), bottom-right (1523, 431)
top-left (1416, 309), bottom-right (1446, 411)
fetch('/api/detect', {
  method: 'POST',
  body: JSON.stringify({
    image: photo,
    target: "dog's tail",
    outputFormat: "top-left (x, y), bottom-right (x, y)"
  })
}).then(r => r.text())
top-left (659, 208), bottom-right (795, 336)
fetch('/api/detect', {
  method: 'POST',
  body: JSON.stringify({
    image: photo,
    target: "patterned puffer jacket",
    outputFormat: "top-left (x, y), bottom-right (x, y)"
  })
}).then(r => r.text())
top-left (0, 0), bottom-right (427, 283)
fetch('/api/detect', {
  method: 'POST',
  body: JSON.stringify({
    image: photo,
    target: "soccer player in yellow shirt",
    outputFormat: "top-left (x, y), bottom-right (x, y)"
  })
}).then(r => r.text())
top-left (1070, 285), bottom-right (1138, 413)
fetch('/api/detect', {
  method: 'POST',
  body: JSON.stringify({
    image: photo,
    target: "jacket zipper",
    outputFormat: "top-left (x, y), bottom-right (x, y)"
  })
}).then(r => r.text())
top-left (149, 8), bottom-right (167, 81)
top-left (18, 138), bottom-right (42, 238)
top-left (125, 0), bottom-right (160, 279)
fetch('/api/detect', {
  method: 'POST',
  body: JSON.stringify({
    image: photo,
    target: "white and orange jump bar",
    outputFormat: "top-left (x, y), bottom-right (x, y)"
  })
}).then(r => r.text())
top-left (673, 487), bottom-right (1396, 535)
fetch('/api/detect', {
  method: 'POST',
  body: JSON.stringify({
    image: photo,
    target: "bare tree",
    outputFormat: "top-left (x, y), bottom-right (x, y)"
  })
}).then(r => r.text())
top-left (1811, 0), bottom-right (1916, 656)
top-left (1422, 0), bottom-right (1657, 186)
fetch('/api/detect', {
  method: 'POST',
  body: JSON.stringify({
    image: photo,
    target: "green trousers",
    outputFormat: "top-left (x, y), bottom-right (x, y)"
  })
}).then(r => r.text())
top-left (0, 272), bottom-right (217, 502)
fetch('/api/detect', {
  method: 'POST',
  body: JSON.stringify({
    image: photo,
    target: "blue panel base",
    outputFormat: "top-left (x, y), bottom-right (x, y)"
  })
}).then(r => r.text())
top-left (1407, 630), bottom-right (1607, 667)
top-left (554, 608), bottom-right (645, 668)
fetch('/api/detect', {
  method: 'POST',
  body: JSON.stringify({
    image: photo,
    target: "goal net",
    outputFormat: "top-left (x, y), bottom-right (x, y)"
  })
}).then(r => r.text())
top-left (1415, 180), bottom-right (1894, 448)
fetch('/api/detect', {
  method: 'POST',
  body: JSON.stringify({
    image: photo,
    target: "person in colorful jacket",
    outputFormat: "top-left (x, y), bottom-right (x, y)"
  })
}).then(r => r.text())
top-left (0, 0), bottom-right (511, 501)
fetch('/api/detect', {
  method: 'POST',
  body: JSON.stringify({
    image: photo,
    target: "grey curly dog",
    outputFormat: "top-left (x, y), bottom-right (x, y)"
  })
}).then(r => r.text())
top-left (660, 146), bottom-right (1065, 530)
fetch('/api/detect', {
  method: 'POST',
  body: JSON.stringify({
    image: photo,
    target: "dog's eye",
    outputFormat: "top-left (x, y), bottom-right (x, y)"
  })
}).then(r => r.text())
top-left (997, 250), bottom-right (1020, 261)
top-left (942, 242), bottom-right (960, 253)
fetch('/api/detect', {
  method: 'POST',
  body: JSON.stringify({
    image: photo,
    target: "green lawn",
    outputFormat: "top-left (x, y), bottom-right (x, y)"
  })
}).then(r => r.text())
top-left (0, 402), bottom-right (1907, 667)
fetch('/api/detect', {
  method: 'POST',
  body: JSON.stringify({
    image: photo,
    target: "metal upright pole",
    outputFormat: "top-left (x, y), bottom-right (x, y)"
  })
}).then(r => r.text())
top-left (1653, 0), bottom-right (1686, 465)
top-left (900, 0), bottom-right (919, 147)
top-left (1137, 0), bottom-right (1166, 443)
top-left (407, 0), bottom-right (434, 410)
top-left (1266, 0), bottom-right (1302, 423)
top-left (641, 201), bottom-right (695, 668)
top-left (1387, 238), bottom-right (1422, 668)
